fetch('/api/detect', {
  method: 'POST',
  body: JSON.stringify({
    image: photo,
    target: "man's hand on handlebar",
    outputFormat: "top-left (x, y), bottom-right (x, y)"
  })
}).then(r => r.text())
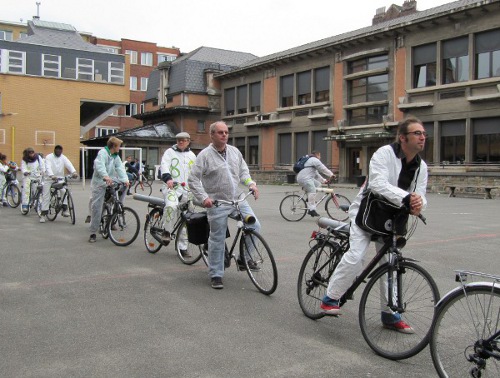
top-left (103, 176), bottom-right (114, 186)
top-left (203, 197), bottom-right (213, 208)
top-left (249, 183), bottom-right (259, 200)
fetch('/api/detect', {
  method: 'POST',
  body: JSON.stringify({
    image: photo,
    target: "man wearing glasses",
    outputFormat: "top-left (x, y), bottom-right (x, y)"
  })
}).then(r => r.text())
top-left (320, 116), bottom-right (428, 334)
top-left (188, 121), bottom-right (259, 289)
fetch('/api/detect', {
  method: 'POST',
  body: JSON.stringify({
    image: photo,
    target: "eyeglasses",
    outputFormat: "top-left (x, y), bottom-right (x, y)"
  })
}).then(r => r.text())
top-left (215, 131), bottom-right (229, 135)
top-left (406, 131), bottom-right (428, 137)
top-left (177, 139), bottom-right (189, 142)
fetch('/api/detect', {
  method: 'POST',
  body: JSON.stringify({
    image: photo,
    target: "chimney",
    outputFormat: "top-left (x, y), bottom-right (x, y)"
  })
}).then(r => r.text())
top-left (372, 1), bottom-right (418, 25)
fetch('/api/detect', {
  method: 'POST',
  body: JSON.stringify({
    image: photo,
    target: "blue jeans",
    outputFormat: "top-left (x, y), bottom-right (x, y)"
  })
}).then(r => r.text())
top-left (206, 200), bottom-right (260, 278)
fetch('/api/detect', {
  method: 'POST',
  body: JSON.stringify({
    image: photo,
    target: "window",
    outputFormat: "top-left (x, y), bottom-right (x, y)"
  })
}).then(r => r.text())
top-left (0, 30), bottom-right (13, 41)
top-left (473, 118), bottom-right (500, 163)
top-left (158, 54), bottom-right (176, 63)
top-left (109, 61), bottom-right (124, 84)
top-left (296, 132), bottom-right (309, 160)
top-left (140, 103), bottom-right (145, 113)
top-left (349, 74), bottom-right (388, 104)
top-left (421, 123), bottom-right (434, 163)
top-left (475, 29), bottom-right (500, 79)
top-left (312, 130), bottom-right (328, 160)
top-left (197, 120), bottom-right (205, 133)
top-left (141, 52), bottom-right (153, 66)
top-left (77, 58), bottom-right (93, 81)
top-left (225, 88), bottom-right (235, 116)
top-left (140, 77), bottom-right (148, 91)
top-left (442, 37), bottom-right (469, 84)
top-left (96, 127), bottom-right (117, 137)
top-left (42, 54), bottom-right (61, 78)
top-left (349, 105), bottom-right (388, 126)
top-left (248, 136), bottom-right (259, 165)
top-left (297, 71), bottom-right (311, 105)
top-left (278, 133), bottom-right (292, 164)
top-left (235, 137), bottom-right (245, 159)
top-left (314, 67), bottom-right (330, 102)
top-left (280, 74), bottom-right (294, 107)
top-left (99, 46), bottom-right (119, 54)
top-left (441, 120), bottom-right (465, 163)
top-left (250, 82), bottom-right (261, 112)
top-left (1, 50), bottom-right (26, 74)
top-left (126, 103), bottom-right (138, 116)
top-left (413, 43), bottom-right (437, 88)
top-left (349, 55), bottom-right (388, 74)
top-left (237, 85), bottom-right (247, 114)
top-left (125, 50), bottom-right (137, 64)
top-left (130, 76), bottom-right (138, 90)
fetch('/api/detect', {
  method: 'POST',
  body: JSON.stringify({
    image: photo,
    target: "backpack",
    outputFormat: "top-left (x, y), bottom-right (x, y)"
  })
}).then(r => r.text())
top-left (293, 155), bottom-right (310, 173)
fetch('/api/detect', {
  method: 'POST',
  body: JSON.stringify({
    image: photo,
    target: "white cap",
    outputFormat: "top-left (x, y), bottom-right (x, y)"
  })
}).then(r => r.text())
top-left (176, 132), bottom-right (191, 139)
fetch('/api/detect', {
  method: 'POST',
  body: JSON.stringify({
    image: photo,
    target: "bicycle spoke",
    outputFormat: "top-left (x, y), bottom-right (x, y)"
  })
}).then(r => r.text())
top-left (109, 207), bottom-right (140, 247)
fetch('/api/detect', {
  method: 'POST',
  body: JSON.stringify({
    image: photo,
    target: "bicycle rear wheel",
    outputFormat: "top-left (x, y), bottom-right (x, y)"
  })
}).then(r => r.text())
top-left (239, 230), bottom-right (278, 295)
top-left (325, 194), bottom-right (351, 222)
top-left (67, 191), bottom-right (76, 225)
top-left (34, 193), bottom-right (43, 217)
top-left (430, 285), bottom-right (500, 378)
top-left (6, 184), bottom-right (21, 208)
top-left (279, 194), bottom-right (307, 222)
top-left (46, 192), bottom-right (59, 221)
top-left (359, 261), bottom-right (439, 360)
top-left (134, 181), bottom-right (152, 196)
top-left (175, 219), bottom-right (203, 265)
top-left (109, 206), bottom-right (140, 247)
top-left (297, 241), bottom-right (343, 320)
top-left (144, 208), bottom-right (163, 253)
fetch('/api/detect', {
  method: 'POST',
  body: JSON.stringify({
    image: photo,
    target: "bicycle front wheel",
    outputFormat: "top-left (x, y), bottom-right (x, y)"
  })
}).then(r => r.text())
top-left (46, 192), bottom-right (59, 221)
top-left (134, 181), bottom-right (152, 196)
top-left (67, 191), bottom-right (76, 225)
top-left (109, 206), bottom-right (140, 247)
top-left (279, 194), bottom-right (307, 222)
top-left (325, 194), bottom-right (351, 222)
top-left (430, 285), bottom-right (500, 378)
top-left (144, 208), bottom-right (163, 253)
top-left (297, 241), bottom-right (343, 320)
top-left (359, 261), bottom-right (440, 360)
top-left (175, 220), bottom-right (203, 265)
top-left (239, 230), bottom-right (278, 295)
top-left (6, 184), bottom-right (21, 208)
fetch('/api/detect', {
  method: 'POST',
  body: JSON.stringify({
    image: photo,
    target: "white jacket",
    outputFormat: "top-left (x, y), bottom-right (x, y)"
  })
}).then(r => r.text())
top-left (45, 153), bottom-right (76, 177)
top-left (160, 145), bottom-right (196, 185)
top-left (296, 156), bottom-right (333, 184)
top-left (21, 156), bottom-right (45, 178)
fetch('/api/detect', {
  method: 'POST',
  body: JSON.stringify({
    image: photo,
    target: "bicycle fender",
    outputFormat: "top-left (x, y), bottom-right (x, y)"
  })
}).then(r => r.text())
top-left (435, 282), bottom-right (500, 309)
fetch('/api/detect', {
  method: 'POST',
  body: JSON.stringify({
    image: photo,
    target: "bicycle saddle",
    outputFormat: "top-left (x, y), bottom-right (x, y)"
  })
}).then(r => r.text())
top-left (51, 182), bottom-right (65, 190)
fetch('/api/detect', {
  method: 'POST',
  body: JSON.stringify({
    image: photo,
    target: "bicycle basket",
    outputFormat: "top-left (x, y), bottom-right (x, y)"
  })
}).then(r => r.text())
top-left (185, 211), bottom-right (209, 245)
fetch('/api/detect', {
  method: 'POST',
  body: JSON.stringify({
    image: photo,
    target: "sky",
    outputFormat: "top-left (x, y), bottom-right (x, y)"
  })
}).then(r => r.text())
top-left (4, 0), bottom-right (455, 57)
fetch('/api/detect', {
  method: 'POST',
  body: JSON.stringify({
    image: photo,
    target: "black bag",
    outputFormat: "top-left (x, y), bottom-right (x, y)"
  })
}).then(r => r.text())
top-left (355, 190), bottom-right (408, 236)
top-left (293, 155), bottom-right (310, 173)
top-left (185, 211), bottom-right (210, 245)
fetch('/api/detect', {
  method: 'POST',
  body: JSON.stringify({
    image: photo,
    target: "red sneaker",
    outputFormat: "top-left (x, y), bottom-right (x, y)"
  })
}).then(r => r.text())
top-left (320, 299), bottom-right (341, 315)
top-left (383, 320), bottom-right (415, 334)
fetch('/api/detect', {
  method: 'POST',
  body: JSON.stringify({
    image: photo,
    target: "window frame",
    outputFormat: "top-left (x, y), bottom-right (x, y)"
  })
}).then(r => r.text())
top-left (141, 52), bottom-right (153, 66)
top-left (125, 50), bottom-right (138, 64)
top-left (42, 53), bottom-right (61, 78)
top-left (130, 76), bottom-right (138, 91)
top-left (140, 77), bottom-right (148, 91)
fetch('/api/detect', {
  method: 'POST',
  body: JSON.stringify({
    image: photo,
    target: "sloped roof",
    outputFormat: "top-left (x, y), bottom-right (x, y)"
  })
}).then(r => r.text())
top-left (116, 122), bottom-right (177, 139)
top-left (145, 69), bottom-right (161, 101)
top-left (174, 46), bottom-right (257, 66)
top-left (18, 19), bottom-right (110, 53)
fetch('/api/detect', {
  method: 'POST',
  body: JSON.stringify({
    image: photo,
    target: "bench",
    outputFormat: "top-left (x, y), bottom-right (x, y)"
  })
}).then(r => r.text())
top-left (445, 185), bottom-right (500, 199)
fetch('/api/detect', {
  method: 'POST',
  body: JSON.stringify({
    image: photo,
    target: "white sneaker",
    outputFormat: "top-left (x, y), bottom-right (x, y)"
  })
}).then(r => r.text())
top-left (62, 210), bottom-right (70, 217)
top-left (39, 216), bottom-right (46, 223)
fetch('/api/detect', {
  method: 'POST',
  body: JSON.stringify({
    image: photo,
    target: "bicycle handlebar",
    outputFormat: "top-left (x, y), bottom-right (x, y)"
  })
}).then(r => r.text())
top-left (212, 190), bottom-right (255, 207)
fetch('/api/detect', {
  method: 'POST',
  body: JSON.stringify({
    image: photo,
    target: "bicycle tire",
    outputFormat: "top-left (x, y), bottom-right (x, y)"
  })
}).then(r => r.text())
top-left (430, 285), bottom-right (500, 378)
top-left (200, 243), bottom-right (209, 266)
top-left (46, 191), bottom-right (59, 221)
top-left (358, 261), bottom-right (440, 360)
top-left (67, 191), bottom-right (76, 225)
top-left (175, 219), bottom-right (203, 265)
top-left (279, 194), bottom-right (307, 222)
top-left (109, 206), bottom-right (140, 247)
top-left (34, 192), bottom-right (43, 217)
top-left (144, 208), bottom-right (163, 254)
top-left (6, 184), bottom-right (21, 208)
top-left (100, 206), bottom-right (111, 239)
top-left (134, 180), bottom-right (152, 196)
top-left (325, 194), bottom-right (351, 222)
top-left (239, 230), bottom-right (278, 295)
top-left (297, 241), bottom-right (343, 320)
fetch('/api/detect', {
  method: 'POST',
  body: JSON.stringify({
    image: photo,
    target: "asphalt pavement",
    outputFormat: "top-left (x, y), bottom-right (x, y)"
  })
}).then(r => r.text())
top-left (1, 182), bottom-right (499, 377)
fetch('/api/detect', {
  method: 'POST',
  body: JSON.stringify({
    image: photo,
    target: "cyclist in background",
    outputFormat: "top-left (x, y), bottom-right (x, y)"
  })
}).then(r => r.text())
top-left (20, 147), bottom-right (46, 219)
top-left (42, 145), bottom-right (78, 218)
top-left (88, 137), bottom-right (129, 243)
top-left (296, 151), bottom-right (335, 217)
top-left (124, 155), bottom-right (139, 195)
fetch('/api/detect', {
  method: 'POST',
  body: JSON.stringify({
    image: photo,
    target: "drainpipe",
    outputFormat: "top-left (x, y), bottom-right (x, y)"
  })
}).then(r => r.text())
top-left (11, 126), bottom-right (15, 161)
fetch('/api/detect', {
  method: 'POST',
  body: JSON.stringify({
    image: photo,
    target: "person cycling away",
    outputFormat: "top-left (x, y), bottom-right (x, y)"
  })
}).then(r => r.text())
top-left (320, 117), bottom-right (428, 334)
top-left (124, 156), bottom-right (139, 195)
top-left (20, 148), bottom-right (46, 219)
top-left (159, 132), bottom-right (196, 254)
top-left (296, 151), bottom-right (336, 217)
top-left (42, 145), bottom-right (78, 219)
top-left (88, 137), bottom-right (129, 243)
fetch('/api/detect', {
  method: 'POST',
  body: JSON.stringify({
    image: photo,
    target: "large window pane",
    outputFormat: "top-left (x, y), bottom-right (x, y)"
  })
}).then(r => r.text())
top-left (297, 71), bottom-right (311, 105)
top-left (279, 134), bottom-right (292, 164)
top-left (225, 88), bottom-right (235, 116)
top-left (413, 43), bottom-right (437, 87)
top-left (250, 82), bottom-right (261, 112)
top-left (315, 67), bottom-right (329, 102)
top-left (237, 85), bottom-right (247, 114)
top-left (475, 29), bottom-right (500, 79)
top-left (473, 118), bottom-right (500, 162)
top-left (312, 130), bottom-right (327, 161)
top-left (280, 75), bottom-right (294, 107)
top-left (249, 136), bottom-right (259, 165)
top-left (440, 121), bottom-right (465, 163)
top-left (421, 123), bottom-right (434, 163)
top-left (442, 37), bottom-right (469, 84)
top-left (296, 132), bottom-right (309, 160)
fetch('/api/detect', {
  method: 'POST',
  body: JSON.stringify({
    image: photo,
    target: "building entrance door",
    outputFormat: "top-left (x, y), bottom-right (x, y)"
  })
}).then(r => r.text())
top-left (348, 148), bottom-right (362, 182)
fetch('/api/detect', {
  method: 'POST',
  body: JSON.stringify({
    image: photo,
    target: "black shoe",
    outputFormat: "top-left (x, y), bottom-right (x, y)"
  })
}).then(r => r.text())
top-left (237, 259), bottom-right (261, 272)
top-left (211, 277), bottom-right (223, 289)
top-left (89, 234), bottom-right (97, 243)
top-left (180, 249), bottom-right (191, 258)
top-left (308, 210), bottom-right (320, 217)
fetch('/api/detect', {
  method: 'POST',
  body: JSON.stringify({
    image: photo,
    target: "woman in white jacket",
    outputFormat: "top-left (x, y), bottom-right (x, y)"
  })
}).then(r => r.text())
top-left (20, 147), bottom-right (46, 218)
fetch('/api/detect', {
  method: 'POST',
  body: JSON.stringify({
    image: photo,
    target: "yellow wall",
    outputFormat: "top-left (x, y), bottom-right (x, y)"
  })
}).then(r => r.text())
top-left (0, 74), bottom-right (129, 168)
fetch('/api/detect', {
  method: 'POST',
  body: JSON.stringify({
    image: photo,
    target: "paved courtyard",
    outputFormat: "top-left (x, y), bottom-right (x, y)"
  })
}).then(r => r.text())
top-left (1, 182), bottom-right (499, 377)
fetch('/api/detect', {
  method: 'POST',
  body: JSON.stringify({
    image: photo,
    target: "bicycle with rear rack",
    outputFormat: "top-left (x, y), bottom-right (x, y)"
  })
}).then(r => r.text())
top-left (1, 168), bottom-right (21, 208)
top-left (199, 190), bottom-right (278, 295)
top-left (133, 183), bottom-right (205, 265)
top-left (297, 209), bottom-right (439, 360)
top-left (279, 183), bottom-right (351, 222)
top-left (20, 175), bottom-right (43, 216)
top-left (99, 180), bottom-right (140, 246)
top-left (430, 270), bottom-right (500, 377)
top-left (46, 175), bottom-right (77, 224)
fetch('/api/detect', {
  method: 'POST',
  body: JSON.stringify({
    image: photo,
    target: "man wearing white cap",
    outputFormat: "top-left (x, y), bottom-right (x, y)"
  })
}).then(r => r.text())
top-left (159, 132), bottom-right (197, 255)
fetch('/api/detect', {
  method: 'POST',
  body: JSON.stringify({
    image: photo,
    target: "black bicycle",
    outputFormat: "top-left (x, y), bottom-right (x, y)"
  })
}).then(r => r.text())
top-left (430, 270), bottom-right (500, 377)
top-left (1, 170), bottom-right (21, 208)
top-left (199, 190), bottom-right (278, 295)
top-left (297, 210), bottom-right (439, 360)
top-left (129, 172), bottom-right (153, 196)
top-left (21, 176), bottom-right (43, 216)
top-left (133, 184), bottom-right (204, 265)
top-left (46, 175), bottom-right (76, 224)
top-left (99, 180), bottom-right (140, 246)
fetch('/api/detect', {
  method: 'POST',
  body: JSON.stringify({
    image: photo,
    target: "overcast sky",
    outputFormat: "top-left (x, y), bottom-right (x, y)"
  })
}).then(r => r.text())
top-left (5, 0), bottom-right (455, 56)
